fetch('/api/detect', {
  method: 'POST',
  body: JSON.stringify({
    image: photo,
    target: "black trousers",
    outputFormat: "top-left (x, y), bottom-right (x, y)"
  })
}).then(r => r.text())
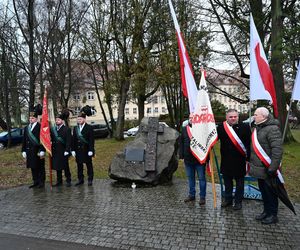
top-left (223, 175), bottom-right (244, 204)
top-left (258, 179), bottom-right (278, 216)
top-left (56, 164), bottom-right (71, 183)
top-left (77, 162), bottom-right (93, 182)
top-left (31, 162), bottom-right (45, 185)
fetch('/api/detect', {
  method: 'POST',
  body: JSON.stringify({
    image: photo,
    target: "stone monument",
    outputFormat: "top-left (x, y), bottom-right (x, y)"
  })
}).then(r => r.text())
top-left (109, 117), bottom-right (179, 185)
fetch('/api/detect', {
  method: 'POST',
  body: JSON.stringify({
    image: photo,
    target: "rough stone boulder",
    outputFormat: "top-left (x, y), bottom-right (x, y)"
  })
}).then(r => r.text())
top-left (109, 117), bottom-right (179, 185)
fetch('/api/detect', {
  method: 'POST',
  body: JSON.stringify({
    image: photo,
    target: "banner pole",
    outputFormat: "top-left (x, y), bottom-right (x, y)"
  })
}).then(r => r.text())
top-left (49, 155), bottom-right (52, 190)
top-left (210, 149), bottom-right (217, 208)
top-left (282, 99), bottom-right (292, 143)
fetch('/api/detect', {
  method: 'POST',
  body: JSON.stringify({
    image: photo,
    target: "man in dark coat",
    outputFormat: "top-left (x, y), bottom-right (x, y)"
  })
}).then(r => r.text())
top-left (217, 109), bottom-right (251, 210)
top-left (249, 107), bottom-right (283, 224)
top-left (50, 113), bottom-right (72, 187)
top-left (21, 109), bottom-right (46, 188)
top-left (71, 112), bottom-right (95, 186)
top-left (179, 113), bottom-right (207, 205)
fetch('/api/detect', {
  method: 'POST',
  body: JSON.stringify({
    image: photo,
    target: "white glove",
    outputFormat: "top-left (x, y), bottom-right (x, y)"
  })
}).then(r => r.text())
top-left (88, 151), bottom-right (93, 156)
top-left (39, 151), bottom-right (45, 157)
top-left (71, 151), bottom-right (76, 157)
top-left (64, 151), bottom-right (69, 156)
top-left (22, 152), bottom-right (27, 158)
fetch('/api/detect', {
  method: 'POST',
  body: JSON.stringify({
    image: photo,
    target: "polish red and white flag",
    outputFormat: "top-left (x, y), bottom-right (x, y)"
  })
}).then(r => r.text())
top-left (168, 0), bottom-right (198, 113)
top-left (250, 14), bottom-right (278, 117)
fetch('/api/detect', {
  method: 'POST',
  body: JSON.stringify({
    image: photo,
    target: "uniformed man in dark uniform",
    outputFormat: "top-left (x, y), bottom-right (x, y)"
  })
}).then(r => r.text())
top-left (50, 112), bottom-right (72, 187)
top-left (71, 111), bottom-right (95, 186)
top-left (21, 106), bottom-right (46, 188)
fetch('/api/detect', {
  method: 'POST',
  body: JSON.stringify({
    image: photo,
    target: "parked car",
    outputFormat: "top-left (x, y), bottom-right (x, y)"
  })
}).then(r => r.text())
top-left (0, 128), bottom-right (24, 149)
top-left (126, 122), bottom-right (169, 136)
top-left (91, 124), bottom-right (109, 139)
top-left (126, 126), bottom-right (139, 136)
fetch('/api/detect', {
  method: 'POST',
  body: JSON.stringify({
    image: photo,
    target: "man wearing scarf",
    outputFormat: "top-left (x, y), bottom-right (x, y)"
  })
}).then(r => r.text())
top-left (50, 112), bottom-right (72, 187)
top-left (217, 109), bottom-right (251, 210)
top-left (249, 107), bottom-right (283, 224)
top-left (71, 112), bottom-right (95, 186)
top-left (21, 107), bottom-right (46, 188)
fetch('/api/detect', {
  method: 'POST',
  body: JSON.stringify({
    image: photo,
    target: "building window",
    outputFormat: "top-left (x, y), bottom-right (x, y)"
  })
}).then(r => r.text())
top-left (74, 107), bottom-right (81, 115)
top-left (154, 107), bottom-right (158, 113)
top-left (160, 96), bottom-right (165, 104)
top-left (125, 108), bottom-right (129, 115)
top-left (153, 96), bottom-right (158, 104)
top-left (133, 108), bottom-right (137, 114)
top-left (87, 92), bottom-right (94, 100)
top-left (162, 107), bottom-right (166, 113)
top-left (73, 93), bottom-right (80, 100)
top-left (147, 107), bottom-right (151, 114)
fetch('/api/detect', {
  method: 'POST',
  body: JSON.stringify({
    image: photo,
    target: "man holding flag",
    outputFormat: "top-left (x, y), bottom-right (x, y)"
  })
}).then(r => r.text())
top-left (179, 113), bottom-right (207, 205)
top-left (186, 70), bottom-right (219, 208)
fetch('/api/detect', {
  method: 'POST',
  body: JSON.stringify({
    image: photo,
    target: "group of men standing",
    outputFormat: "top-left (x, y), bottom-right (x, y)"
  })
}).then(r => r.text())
top-left (180, 107), bottom-right (283, 225)
top-left (21, 109), bottom-right (95, 188)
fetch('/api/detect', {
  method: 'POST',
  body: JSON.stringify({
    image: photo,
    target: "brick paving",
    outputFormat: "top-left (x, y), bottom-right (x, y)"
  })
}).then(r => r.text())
top-left (0, 179), bottom-right (299, 249)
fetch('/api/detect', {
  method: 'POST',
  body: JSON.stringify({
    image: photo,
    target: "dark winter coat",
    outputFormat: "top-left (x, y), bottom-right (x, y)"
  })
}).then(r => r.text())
top-left (249, 116), bottom-right (283, 179)
top-left (21, 123), bottom-right (45, 169)
top-left (217, 122), bottom-right (251, 177)
top-left (72, 123), bottom-right (95, 164)
top-left (50, 125), bottom-right (72, 170)
top-left (179, 124), bottom-right (201, 165)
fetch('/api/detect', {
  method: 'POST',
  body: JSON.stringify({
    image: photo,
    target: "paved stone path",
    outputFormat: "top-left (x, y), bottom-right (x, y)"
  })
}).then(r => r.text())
top-left (0, 179), bottom-right (299, 249)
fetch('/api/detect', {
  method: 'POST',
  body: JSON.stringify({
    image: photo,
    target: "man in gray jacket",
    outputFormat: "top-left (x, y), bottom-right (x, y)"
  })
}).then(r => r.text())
top-left (249, 107), bottom-right (283, 224)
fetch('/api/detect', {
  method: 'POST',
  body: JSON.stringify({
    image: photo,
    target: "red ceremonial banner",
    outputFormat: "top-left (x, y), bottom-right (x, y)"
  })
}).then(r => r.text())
top-left (40, 89), bottom-right (52, 156)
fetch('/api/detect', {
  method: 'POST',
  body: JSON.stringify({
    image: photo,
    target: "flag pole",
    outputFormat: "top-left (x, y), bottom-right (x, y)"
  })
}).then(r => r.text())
top-left (49, 154), bottom-right (53, 190)
top-left (210, 149), bottom-right (217, 208)
top-left (282, 99), bottom-right (292, 143)
top-left (40, 85), bottom-right (53, 190)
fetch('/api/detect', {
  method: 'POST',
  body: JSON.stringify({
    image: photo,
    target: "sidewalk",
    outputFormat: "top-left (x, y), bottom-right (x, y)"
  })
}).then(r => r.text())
top-left (0, 179), bottom-right (299, 249)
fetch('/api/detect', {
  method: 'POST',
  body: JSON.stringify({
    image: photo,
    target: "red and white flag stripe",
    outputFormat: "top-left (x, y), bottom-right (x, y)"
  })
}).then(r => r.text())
top-left (252, 129), bottom-right (284, 183)
top-left (223, 121), bottom-right (247, 157)
top-left (250, 14), bottom-right (278, 117)
top-left (168, 0), bottom-right (198, 113)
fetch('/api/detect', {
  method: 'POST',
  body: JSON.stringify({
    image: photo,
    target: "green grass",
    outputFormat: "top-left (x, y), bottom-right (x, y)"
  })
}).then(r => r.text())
top-left (1, 131), bottom-right (300, 202)
top-left (0, 138), bottom-right (132, 189)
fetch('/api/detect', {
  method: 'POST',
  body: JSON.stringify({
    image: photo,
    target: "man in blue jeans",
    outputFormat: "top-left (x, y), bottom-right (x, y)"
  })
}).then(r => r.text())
top-left (179, 114), bottom-right (206, 205)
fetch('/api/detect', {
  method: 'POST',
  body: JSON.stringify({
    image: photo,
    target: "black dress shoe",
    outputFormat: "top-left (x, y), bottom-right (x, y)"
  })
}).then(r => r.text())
top-left (29, 184), bottom-right (38, 188)
top-left (75, 181), bottom-right (84, 186)
top-left (261, 215), bottom-right (278, 225)
top-left (184, 196), bottom-right (195, 203)
top-left (233, 203), bottom-right (242, 210)
top-left (88, 181), bottom-right (93, 186)
top-left (37, 183), bottom-right (45, 188)
top-left (255, 212), bottom-right (268, 221)
top-left (52, 183), bottom-right (62, 187)
top-left (66, 182), bottom-right (72, 187)
top-left (199, 198), bottom-right (206, 205)
top-left (221, 200), bottom-right (233, 207)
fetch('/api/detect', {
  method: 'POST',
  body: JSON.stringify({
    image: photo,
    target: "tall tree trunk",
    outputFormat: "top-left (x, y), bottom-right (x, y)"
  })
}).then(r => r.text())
top-left (270, 0), bottom-right (294, 142)
top-left (28, 0), bottom-right (36, 111)
top-left (115, 77), bottom-right (130, 140)
top-left (137, 95), bottom-right (146, 122)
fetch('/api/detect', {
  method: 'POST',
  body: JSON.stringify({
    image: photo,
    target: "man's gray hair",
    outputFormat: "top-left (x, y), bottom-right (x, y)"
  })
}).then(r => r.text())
top-left (256, 107), bottom-right (269, 118)
top-left (226, 108), bottom-right (239, 114)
